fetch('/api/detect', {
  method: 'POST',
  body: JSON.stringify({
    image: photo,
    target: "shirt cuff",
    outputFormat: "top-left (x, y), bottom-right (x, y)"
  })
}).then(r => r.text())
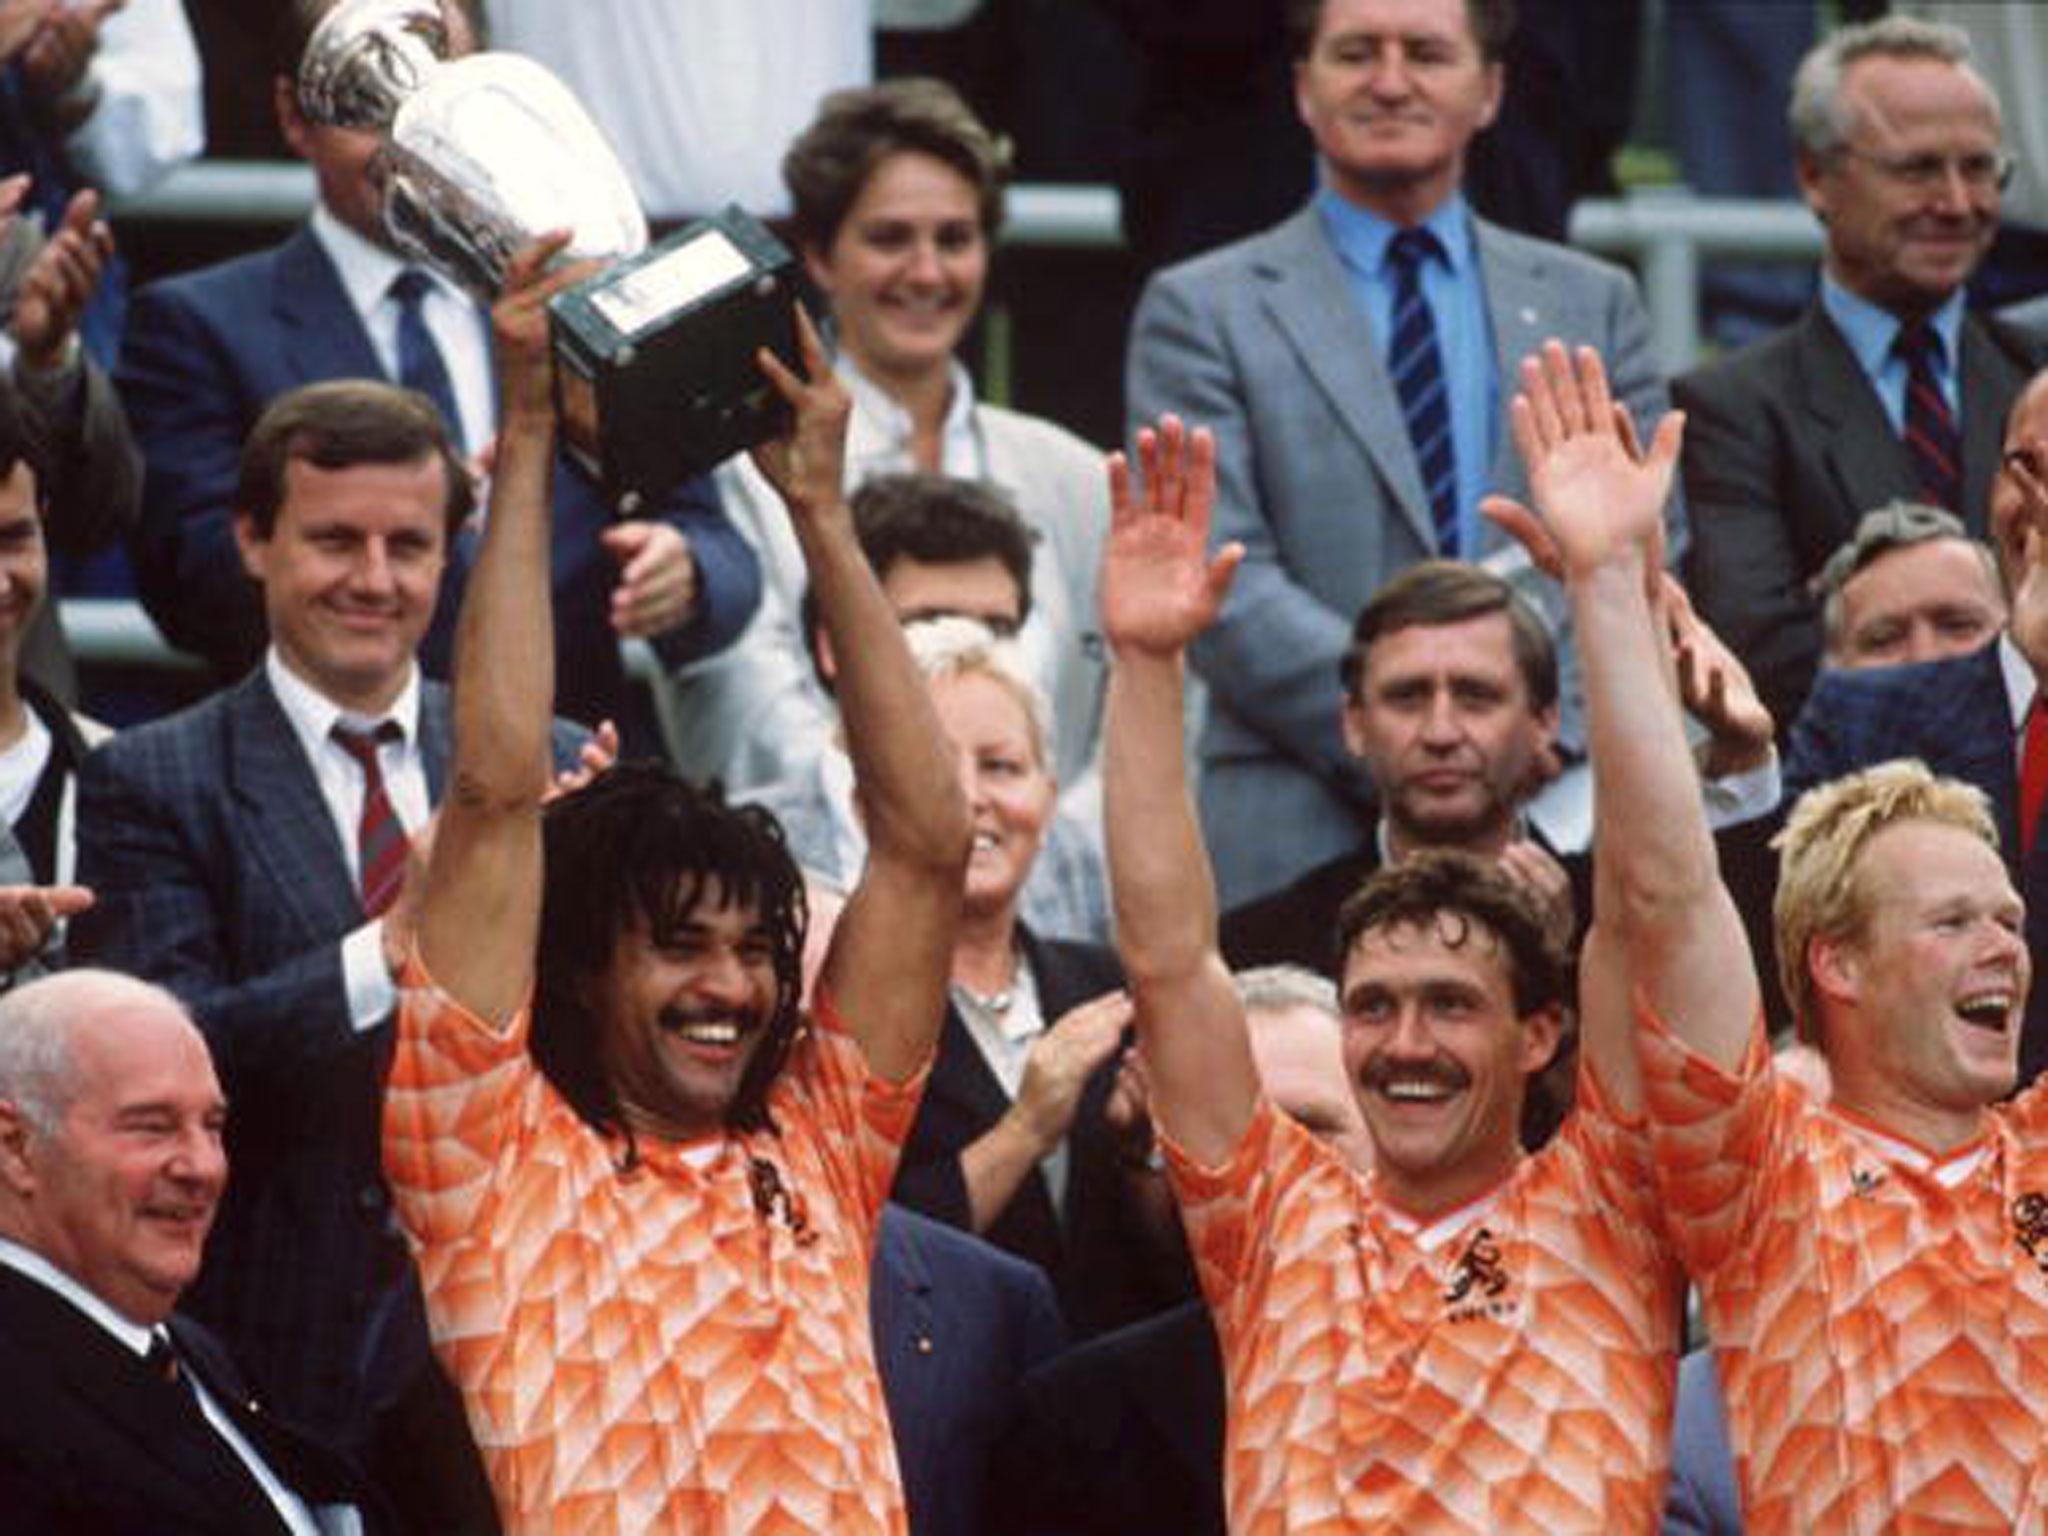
top-left (341, 921), bottom-right (397, 1032)
top-left (1702, 749), bottom-right (1780, 830)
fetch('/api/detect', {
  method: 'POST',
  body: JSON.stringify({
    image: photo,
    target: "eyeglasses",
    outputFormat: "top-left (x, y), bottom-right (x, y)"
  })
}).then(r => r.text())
top-left (1835, 147), bottom-right (2016, 192)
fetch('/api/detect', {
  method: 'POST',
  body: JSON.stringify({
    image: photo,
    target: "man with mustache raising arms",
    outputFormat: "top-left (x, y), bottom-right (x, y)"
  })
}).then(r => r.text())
top-left (381, 238), bottom-right (969, 1534)
top-left (1097, 399), bottom-right (1686, 1531)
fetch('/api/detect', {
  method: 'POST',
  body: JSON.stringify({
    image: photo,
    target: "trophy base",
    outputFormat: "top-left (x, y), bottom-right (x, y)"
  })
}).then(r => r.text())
top-left (550, 206), bottom-right (803, 514)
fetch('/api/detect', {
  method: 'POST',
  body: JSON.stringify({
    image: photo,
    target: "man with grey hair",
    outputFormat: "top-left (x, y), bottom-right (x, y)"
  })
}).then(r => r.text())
top-left (0, 969), bottom-right (373, 1532)
top-left (1677, 12), bottom-right (2048, 733)
top-left (1819, 499), bottom-right (2006, 667)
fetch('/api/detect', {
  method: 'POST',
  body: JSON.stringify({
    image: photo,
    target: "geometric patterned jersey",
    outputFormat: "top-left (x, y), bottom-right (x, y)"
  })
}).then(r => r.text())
top-left (1166, 1067), bottom-right (1684, 1535)
top-left (383, 957), bottom-right (924, 1536)
top-left (1638, 1007), bottom-right (2048, 1534)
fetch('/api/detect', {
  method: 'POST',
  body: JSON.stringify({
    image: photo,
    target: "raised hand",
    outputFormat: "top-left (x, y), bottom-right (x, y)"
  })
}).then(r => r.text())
top-left (489, 230), bottom-right (593, 425)
top-left (14, 187), bottom-right (112, 370)
top-left (0, 881), bottom-right (90, 971)
top-left (1481, 341), bottom-right (1683, 582)
top-left (1100, 413), bottom-right (1243, 658)
top-left (749, 305), bottom-right (851, 524)
top-left (601, 520), bottom-right (697, 636)
top-left (1660, 573), bottom-right (1774, 773)
top-left (545, 719), bottom-right (620, 803)
top-left (1497, 838), bottom-right (1576, 955)
top-left (21, 0), bottom-right (119, 106)
top-left (0, 1), bottom-right (56, 71)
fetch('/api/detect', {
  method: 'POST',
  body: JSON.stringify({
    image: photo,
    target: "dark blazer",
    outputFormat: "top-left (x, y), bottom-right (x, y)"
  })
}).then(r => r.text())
top-left (1785, 638), bottom-right (2048, 1078)
top-left (890, 931), bottom-right (1181, 1337)
top-left (115, 222), bottom-right (760, 738)
top-left (0, 1264), bottom-right (377, 1535)
top-left (990, 1298), bottom-right (1224, 1536)
top-left (872, 1205), bottom-right (1066, 1536)
top-left (70, 670), bottom-right (583, 1455)
top-left (1675, 302), bottom-right (2045, 732)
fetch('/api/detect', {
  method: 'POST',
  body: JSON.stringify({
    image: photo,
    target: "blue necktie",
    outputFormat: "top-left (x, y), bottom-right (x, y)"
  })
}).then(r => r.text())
top-left (1894, 320), bottom-right (1961, 512)
top-left (389, 268), bottom-right (465, 449)
top-left (1387, 227), bottom-right (1458, 557)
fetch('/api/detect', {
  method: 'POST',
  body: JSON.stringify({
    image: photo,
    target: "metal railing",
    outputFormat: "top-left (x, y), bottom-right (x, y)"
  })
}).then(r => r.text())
top-left (79, 165), bottom-right (1824, 678)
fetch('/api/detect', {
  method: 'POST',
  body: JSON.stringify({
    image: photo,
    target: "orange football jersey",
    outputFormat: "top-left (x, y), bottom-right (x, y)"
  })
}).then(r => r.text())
top-left (1639, 1008), bottom-right (2048, 1532)
top-left (1167, 1069), bottom-right (1683, 1534)
top-left (383, 957), bottom-right (922, 1536)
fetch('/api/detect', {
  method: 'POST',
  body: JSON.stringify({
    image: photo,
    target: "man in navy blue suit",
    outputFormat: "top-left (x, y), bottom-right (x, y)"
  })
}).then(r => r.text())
top-left (872, 1205), bottom-right (1065, 1536)
top-left (0, 969), bottom-right (378, 1534)
top-left (74, 380), bottom-right (589, 1532)
top-left (115, 0), bottom-right (758, 744)
top-left (1787, 366), bottom-right (2048, 1079)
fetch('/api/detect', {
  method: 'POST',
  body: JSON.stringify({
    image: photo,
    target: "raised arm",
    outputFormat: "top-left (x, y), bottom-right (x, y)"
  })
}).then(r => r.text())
top-left (1485, 343), bottom-right (1758, 1081)
top-left (1101, 415), bottom-right (1255, 1166)
top-left (416, 236), bottom-right (586, 1026)
top-left (751, 310), bottom-right (969, 1081)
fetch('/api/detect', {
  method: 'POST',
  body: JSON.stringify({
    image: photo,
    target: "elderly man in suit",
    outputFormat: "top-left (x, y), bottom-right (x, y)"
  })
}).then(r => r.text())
top-left (0, 968), bottom-right (374, 1534)
top-left (1677, 14), bottom-right (2048, 733)
top-left (115, 0), bottom-right (758, 745)
top-left (1125, 0), bottom-right (1679, 905)
top-left (72, 380), bottom-right (586, 1532)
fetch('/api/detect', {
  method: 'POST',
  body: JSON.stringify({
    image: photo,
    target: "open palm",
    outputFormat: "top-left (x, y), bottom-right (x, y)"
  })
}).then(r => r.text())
top-left (1100, 416), bottom-right (1243, 656)
top-left (1482, 341), bottom-right (1682, 580)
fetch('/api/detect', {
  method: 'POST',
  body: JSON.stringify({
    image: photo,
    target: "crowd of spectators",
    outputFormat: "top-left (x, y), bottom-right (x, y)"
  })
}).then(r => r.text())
top-left (2, 1), bottom-right (2048, 1533)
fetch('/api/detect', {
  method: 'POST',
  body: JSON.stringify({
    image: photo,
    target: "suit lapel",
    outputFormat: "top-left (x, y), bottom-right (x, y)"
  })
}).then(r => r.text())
top-left (1256, 209), bottom-right (1439, 553)
top-left (1474, 222), bottom-right (1552, 505)
top-left (0, 1269), bottom-right (287, 1532)
top-left (1958, 316), bottom-right (2023, 535)
top-left (272, 227), bottom-right (384, 386)
top-left (419, 680), bottom-right (453, 802)
top-left (1795, 307), bottom-right (1917, 542)
top-left (224, 673), bottom-right (365, 939)
top-left (927, 1002), bottom-right (1018, 1133)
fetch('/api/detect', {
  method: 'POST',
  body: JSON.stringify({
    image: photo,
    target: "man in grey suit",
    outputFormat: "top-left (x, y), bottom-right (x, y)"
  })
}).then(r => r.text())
top-left (1125, 0), bottom-right (1678, 905)
top-left (71, 381), bottom-right (583, 1532)
top-left (1677, 15), bottom-right (2048, 734)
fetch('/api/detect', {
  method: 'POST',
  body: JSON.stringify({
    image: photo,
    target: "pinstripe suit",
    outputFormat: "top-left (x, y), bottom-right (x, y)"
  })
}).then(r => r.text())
top-left (70, 670), bottom-right (582, 1466)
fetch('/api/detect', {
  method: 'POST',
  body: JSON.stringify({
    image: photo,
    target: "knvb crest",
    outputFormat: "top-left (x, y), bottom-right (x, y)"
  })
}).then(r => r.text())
top-left (749, 1155), bottom-right (819, 1247)
top-left (2012, 1191), bottom-right (2048, 1276)
top-left (1444, 1227), bottom-right (1514, 1320)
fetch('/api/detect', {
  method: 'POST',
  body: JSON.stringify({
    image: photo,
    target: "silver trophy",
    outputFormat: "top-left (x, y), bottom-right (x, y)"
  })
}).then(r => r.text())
top-left (298, 0), bottom-right (803, 509)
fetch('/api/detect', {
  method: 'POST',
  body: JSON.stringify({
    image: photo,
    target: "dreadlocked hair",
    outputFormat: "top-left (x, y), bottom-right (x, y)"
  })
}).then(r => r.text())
top-left (533, 761), bottom-right (809, 1160)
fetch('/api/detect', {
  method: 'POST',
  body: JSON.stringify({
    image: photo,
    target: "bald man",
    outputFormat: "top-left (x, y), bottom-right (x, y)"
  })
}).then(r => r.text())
top-left (0, 971), bottom-right (374, 1534)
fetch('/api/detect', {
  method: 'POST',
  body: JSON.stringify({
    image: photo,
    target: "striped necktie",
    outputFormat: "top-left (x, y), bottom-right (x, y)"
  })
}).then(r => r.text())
top-left (1387, 226), bottom-right (1458, 556)
top-left (331, 722), bottom-right (407, 918)
top-left (1894, 320), bottom-right (1961, 512)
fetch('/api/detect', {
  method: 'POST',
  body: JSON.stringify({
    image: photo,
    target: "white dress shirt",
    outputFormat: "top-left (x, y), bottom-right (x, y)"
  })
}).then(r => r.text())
top-left (308, 206), bottom-right (496, 459)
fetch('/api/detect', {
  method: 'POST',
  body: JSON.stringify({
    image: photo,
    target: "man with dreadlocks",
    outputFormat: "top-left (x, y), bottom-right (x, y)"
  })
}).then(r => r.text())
top-left (380, 236), bottom-right (971, 1535)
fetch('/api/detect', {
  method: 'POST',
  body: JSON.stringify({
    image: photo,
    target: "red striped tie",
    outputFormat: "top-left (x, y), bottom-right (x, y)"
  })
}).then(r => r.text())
top-left (1895, 320), bottom-right (1962, 512)
top-left (331, 722), bottom-right (407, 917)
top-left (2020, 695), bottom-right (2048, 859)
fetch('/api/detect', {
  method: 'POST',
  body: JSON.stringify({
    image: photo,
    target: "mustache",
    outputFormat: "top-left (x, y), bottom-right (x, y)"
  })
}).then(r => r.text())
top-left (1360, 1056), bottom-right (1472, 1095)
